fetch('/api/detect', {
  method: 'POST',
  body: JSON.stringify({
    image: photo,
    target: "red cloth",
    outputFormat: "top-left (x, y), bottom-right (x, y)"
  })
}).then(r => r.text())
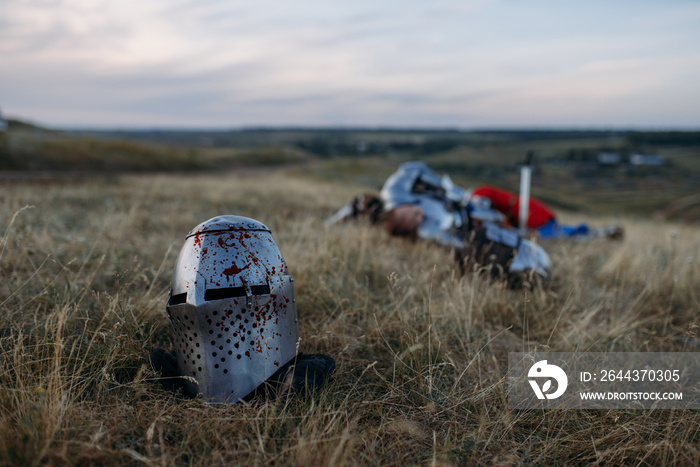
top-left (472, 185), bottom-right (556, 229)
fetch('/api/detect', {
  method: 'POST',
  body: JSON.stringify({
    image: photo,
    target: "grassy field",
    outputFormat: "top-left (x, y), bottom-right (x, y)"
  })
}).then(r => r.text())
top-left (1, 167), bottom-right (699, 465)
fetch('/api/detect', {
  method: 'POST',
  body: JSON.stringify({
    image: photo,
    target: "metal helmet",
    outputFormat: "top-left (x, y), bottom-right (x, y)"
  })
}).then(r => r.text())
top-left (166, 215), bottom-right (301, 402)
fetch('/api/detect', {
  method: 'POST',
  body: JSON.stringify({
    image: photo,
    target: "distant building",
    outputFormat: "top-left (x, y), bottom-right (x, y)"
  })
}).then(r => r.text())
top-left (597, 152), bottom-right (621, 166)
top-left (630, 153), bottom-right (663, 167)
top-left (0, 108), bottom-right (7, 132)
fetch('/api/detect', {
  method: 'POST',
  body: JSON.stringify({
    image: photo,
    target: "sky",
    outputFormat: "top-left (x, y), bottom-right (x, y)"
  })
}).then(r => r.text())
top-left (1, 0), bottom-right (699, 129)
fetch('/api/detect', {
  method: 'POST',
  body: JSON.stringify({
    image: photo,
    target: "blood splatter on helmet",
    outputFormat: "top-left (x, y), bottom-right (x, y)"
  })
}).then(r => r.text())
top-left (165, 215), bottom-right (300, 402)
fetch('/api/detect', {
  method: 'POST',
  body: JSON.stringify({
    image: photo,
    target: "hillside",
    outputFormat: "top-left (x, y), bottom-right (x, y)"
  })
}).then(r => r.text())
top-left (2, 120), bottom-right (699, 222)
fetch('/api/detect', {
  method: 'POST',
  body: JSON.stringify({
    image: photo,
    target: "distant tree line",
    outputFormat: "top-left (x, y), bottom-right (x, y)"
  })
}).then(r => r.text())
top-left (294, 138), bottom-right (461, 157)
top-left (626, 131), bottom-right (700, 146)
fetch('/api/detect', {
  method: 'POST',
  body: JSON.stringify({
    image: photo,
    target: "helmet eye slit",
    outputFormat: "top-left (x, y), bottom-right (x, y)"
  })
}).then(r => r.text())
top-left (250, 284), bottom-right (270, 295)
top-left (168, 293), bottom-right (187, 306)
top-left (204, 286), bottom-right (246, 301)
top-left (204, 284), bottom-right (270, 301)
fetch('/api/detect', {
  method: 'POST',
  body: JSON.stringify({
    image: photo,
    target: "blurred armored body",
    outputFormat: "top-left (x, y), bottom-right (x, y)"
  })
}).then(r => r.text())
top-left (151, 215), bottom-right (334, 402)
top-left (379, 161), bottom-right (469, 248)
top-left (327, 161), bottom-right (551, 283)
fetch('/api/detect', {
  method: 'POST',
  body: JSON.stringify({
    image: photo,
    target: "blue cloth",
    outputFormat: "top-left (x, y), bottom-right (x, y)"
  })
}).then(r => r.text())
top-left (537, 218), bottom-right (590, 239)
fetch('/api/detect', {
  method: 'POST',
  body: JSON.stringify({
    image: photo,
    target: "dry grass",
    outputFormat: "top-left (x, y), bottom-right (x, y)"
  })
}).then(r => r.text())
top-left (1, 170), bottom-right (700, 466)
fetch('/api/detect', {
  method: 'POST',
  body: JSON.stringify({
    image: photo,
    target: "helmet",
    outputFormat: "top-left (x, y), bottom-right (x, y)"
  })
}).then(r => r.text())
top-left (165, 215), bottom-right (301, 402)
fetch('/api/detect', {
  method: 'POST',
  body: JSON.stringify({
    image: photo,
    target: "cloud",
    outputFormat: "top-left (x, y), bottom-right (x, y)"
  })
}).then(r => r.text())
top-left (1, 0), bottom-right (699, 127)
